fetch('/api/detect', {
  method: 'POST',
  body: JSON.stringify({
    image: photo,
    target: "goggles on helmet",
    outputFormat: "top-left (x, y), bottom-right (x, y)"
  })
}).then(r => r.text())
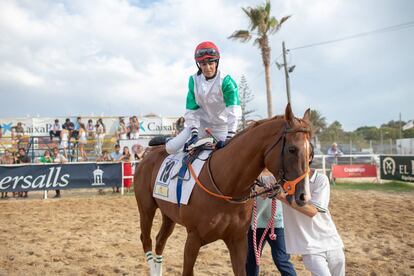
top-left (194, 48), bottom-right (219, 60)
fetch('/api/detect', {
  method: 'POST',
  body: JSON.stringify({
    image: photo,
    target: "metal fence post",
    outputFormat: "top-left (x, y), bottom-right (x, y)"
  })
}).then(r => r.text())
top-left (121, 161), bottom-right (124, 195)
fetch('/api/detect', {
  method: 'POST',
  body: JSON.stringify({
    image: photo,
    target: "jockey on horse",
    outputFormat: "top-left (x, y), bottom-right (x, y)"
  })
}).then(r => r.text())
top-left (165, 41), bottom-right (241, 153)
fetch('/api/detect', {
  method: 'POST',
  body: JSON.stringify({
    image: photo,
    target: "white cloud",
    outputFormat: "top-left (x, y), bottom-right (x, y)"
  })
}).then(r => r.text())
top-left (0, 0), bottom-right (413, 130)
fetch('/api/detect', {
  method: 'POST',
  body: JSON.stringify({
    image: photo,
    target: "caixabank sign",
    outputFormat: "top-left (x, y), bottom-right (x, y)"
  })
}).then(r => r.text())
top-left (380, 155), bottom-right (414, 182)
top-left (0, 162), bottom-right (122, 192)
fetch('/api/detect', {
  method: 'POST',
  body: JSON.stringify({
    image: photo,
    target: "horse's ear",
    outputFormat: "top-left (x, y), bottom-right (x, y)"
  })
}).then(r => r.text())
top-left (284, 103), bottom-right (294, 124)
top-left (303, 108), bottom-right (311, 122)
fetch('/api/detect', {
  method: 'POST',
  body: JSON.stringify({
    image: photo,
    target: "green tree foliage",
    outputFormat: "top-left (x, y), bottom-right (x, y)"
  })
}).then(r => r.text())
top-left (229, 0), bottom-right (290, 117)
top-left (309, 109), bottom-right (327, 135)
top-left (238, 75), bottom-right (256, 130)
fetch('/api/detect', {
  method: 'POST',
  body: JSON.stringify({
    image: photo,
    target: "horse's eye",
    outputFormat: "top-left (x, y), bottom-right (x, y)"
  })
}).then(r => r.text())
top-left (288, 146), bottom-right (297, 154)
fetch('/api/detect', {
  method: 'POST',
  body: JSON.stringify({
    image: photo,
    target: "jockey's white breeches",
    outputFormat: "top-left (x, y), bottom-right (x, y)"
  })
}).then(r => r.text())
top-left (165, 125), bottom-right (227, 154)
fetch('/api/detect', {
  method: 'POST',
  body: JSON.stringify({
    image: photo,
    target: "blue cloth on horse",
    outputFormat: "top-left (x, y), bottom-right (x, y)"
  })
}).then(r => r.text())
top-left (176, 155), bottom-right (189, 207)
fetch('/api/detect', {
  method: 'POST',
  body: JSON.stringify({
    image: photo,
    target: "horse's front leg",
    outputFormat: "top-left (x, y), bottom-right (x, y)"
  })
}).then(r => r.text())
top-left (182, 231), bottom-right (202, 276)
top-left (225, 236), bottom-right (248, 276)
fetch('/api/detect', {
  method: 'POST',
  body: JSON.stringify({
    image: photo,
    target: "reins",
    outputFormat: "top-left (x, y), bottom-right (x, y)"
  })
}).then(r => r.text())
top-left (186, 124), bottom-right (311, 204)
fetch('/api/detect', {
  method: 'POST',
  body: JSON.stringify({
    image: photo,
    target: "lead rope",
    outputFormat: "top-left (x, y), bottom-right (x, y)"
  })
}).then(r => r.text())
top-left (252, 197), bottom-right (277, 265)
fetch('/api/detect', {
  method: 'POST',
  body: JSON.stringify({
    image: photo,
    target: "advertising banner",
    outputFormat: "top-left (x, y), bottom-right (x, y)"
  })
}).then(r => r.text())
top-left (0, 162), bottom-right (122, 192)
top-left (0, 116), bottom-right (179, 138)
top-left (332, 164), bottom-right (377, 178)
top-left (380, 155), bottom-right (414, 182)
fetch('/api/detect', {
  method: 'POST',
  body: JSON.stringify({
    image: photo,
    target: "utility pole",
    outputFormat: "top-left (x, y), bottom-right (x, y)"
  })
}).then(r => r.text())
top-left (399, 113), bottom-right (402, 139)
top-left (282, 41), bottom-right (291, 104)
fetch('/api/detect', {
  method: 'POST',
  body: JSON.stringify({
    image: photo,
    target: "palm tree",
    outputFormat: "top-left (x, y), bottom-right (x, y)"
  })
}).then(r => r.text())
top-left (229, 0), bottom-right (290, 117)
top-left (310, 109), bottom-right (327, 135)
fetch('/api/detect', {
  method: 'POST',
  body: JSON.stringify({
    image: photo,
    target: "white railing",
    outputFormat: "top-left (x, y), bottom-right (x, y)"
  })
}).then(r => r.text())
top-left (313, 154), bottom-right (380, 176)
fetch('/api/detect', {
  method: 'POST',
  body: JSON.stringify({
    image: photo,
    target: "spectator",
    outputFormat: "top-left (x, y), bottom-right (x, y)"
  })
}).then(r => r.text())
top-left (86, 119), bottom-right (96, 139)
top-left (110, 144), bottom-right (123, 161)
top-left (49, 119), bottom-right (62, 141)
top-left (277, 144), bottom-right (345, 276)
top-left (0, 125), bottom-right (3, 139)
top-left (96, 150), bottom-right (113, 195)
top-left (78, 123), bottom-right (88, 161)
top-left (10, 151), bottom-right (20, 197)
top-left (327, 142), bottom-right (342, 156)
top-left (128, 116), bottom-right (140, 140)
top-left (120, 146), bottom-right (132, 193)
top-left (17, 147), bottom-right (30, 163)
top-left (95, 118), bottom-right (105, 156)
top-left (327, 142), bottom-right (343, 165)
top-left (110, 144), bottom-right (122, 193)
top-left (98, 150), bottom-right (112, 162)
top-left (117, 117), bottom-right (128, 141)
top-left (15, 122), bottom-right (25, 139)
top-left (132, 144), bottom-right (145, 161)
top-left (60, 126), bottom-right (69, 158)
top-left (62, 118), bottom-right (75, 138)
top-left (0, 149), bottom-right (14, 199)
top-left (39, 150), bottom-right (53, 163)
top-left (0, 150), bottom-right (14, 163)
top-left (11, 122), bottom-right (25, 149)
top-left (246, 169), bottom-right (296, 276)
top-left (72, 117), bottom-right (82, 140)
top-left (127, 117), bottom-right (133, 139)
top-left (16, 147), bottom-right (30, 198)
top-left (174, 117), bottom-right (185, 135)
top-left (52, 147), bottom-right (68, 198)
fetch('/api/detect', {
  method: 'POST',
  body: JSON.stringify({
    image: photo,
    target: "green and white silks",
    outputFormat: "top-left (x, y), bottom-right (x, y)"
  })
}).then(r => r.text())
top-left (166, 70), bottom-right (241, 154)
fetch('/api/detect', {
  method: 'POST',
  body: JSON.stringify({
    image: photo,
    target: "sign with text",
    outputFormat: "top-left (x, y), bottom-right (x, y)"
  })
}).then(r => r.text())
top-left (0, 116), bottom-right (179, 137)
top-left (332, 164), bottom-right (377, 178)
top-left (0, 162), bottom-right (122, 192)
top-left (380, 155), bottom-right (414, 182)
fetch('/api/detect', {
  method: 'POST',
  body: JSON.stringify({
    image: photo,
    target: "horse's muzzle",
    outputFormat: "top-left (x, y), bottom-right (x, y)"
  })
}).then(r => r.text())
top-left (286, 177), bottom-right (309, 207)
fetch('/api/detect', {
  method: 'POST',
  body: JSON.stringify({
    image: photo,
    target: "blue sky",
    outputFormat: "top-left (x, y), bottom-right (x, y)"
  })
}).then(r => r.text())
top-left (0, 0), bottom-right (413, 131)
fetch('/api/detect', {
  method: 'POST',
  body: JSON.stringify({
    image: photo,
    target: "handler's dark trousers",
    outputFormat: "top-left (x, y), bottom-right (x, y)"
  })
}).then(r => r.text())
top-left (246, 227), bottom-right (296, 276)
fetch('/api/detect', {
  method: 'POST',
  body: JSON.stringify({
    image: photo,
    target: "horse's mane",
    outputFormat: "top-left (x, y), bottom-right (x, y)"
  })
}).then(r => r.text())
top-left (233, 115), bottom-right (310, 140)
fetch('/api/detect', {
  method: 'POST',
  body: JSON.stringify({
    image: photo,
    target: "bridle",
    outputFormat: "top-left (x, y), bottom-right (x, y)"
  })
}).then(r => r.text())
top-left (264, 123), bottom-right (311, 197)
top-left (187, 123), bottom-right (311, 204)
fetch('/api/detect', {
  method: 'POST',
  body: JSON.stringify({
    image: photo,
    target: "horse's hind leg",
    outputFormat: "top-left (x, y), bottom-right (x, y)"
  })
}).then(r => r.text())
top-left (137, 196), bottom-right (157, 275)
top-left (153, 214), bottom-right (176, 276)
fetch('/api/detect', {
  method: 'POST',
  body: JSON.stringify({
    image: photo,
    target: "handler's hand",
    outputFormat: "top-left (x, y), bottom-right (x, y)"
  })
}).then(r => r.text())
top-left (276, 191), bottom-right (286, 201)
top-left (254, 186), bottom-right (268, 199)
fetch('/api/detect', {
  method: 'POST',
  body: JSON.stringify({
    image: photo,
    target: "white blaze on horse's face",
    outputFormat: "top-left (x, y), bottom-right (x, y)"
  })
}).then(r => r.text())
top-left (303, 138), bottom-right (311, 202)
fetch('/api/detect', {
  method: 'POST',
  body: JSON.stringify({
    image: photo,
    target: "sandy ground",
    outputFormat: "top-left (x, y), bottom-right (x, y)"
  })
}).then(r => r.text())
top-left (0, 188), bottom-right (413, 276)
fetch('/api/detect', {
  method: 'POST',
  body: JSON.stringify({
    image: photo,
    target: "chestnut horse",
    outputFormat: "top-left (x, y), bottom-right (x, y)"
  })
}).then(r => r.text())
top-left (134, 104), bottom-right (312, 276)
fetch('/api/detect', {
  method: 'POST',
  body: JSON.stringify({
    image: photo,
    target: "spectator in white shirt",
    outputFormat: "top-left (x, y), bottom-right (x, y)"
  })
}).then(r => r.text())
top-left (94, 118), bottom-right (106, 156)
top-left (277, 144), bottom-right (345, 276)
top-left (117, 117), bottom-right (128, 141)
top-left (49, 119), bottom-right (62, 141)
top-left (52, 147), bottom-right (68, 198)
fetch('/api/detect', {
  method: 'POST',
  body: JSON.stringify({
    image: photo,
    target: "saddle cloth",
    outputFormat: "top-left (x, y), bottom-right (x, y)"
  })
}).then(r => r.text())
top-left (153, 150), bottom-right (211, 205)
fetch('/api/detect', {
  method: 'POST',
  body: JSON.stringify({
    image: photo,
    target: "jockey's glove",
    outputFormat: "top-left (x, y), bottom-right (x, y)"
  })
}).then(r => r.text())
top-left (184, 134), bottom-right (198, 151)
top-left (215, 140), bottom-right (226, 149)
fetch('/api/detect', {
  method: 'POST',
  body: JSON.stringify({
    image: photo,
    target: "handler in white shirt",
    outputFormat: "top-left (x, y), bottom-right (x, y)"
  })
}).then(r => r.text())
top-left (277, 144), bottom-right (345, 276)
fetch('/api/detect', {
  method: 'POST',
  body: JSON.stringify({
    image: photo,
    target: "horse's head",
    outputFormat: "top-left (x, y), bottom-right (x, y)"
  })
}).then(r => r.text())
top-left (264, 104), bottom-right (312, 206)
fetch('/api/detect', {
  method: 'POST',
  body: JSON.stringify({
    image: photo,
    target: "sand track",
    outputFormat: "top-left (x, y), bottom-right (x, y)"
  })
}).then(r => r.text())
top-left (1, 189), bottom-right (413, 275)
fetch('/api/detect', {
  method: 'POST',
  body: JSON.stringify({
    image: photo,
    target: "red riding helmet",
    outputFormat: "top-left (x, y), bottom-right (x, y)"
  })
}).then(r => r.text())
top-left (194, 41), bottom-right (220, 62)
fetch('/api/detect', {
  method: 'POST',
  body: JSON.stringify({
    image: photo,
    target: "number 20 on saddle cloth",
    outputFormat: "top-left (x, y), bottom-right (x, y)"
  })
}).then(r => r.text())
top-left (153, 149), bottom-right (212, 206)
